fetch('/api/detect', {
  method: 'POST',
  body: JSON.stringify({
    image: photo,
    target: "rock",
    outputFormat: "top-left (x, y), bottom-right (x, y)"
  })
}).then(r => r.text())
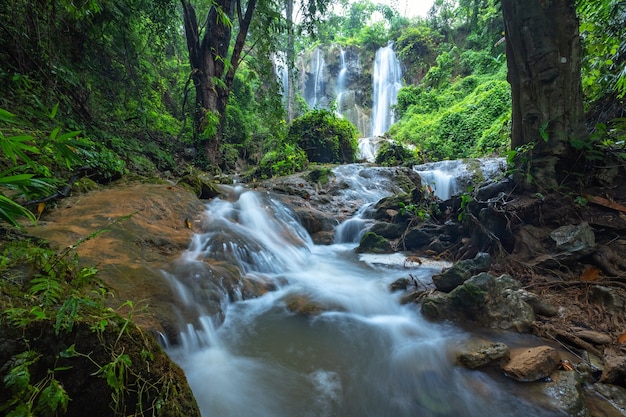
top-left (390, 277), bottom-right (411, 292)
top-left (572, 329), bottom-right (613, 345)
top-left (586, 383), bottom-right (626, 416)
top-left (403, 227), bottom-right (433, 250)
top-left (550, 222), bottom-right (595, 255)
top-left (543, 370), bottom-right (588, 416)
top-left (599, 355), bottom-right (626, 385)
top-left (431, 252), bottom-right (492, 292)
top-left (421, 273), bottom-right (536, 332)
top-left (502, 346), bottom-right (561, 382)
top-left (356, 231), bottom-right (392, 254)
top-left (590, 285), bottom-right (626, 312)
top-left (178, 174), bottom-right (221, 199)
top-left (518, 290), bottom-right (558, 317)
top-left (457, 341), bottom-right (510, 369)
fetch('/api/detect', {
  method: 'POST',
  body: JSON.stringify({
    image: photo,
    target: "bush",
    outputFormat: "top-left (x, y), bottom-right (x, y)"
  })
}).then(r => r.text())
top-left (286, 109), bottom-right (358, 164)
top-left (375, 142), bottom-right (418, 166)
top-left (258, 143), bottom-right (308, 178)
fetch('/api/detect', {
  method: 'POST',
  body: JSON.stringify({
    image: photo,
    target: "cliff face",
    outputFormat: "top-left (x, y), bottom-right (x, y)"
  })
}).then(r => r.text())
top-left (296, 45), bottom-right (372, 136)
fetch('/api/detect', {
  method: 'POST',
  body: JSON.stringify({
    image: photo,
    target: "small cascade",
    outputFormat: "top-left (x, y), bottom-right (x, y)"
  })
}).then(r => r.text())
top-left (371, 43), bottom-right (403, 137)
top-left (414, 158), bottom-right (507, 200)
top-left (305, 48), bottom-right (327, 108)
top-left (164, 164), bottom-right (565, 417)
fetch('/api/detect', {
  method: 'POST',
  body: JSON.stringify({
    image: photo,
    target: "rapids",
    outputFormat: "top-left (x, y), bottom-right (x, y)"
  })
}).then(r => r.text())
top-left (164, 167), bottom-right (566, 417)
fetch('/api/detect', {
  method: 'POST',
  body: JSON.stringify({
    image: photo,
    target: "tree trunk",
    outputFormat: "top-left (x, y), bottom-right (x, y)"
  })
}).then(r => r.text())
top-left (501, 0), bottom-right (587, 190)
top-left (180, 0), bottom-right (258, 166)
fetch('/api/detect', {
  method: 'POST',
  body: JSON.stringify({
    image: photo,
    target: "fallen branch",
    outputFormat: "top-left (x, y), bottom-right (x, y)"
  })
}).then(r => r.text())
top-left (23, 167), bottom-right (89, 206)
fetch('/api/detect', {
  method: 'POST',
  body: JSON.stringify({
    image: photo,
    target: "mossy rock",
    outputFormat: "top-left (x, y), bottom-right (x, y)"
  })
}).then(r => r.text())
top-left (178, 174), bottom-right (221, 199)
top-left (356, 231), bottom-right (392, 254)
top-left (307, 166), bottom-right (335, 185)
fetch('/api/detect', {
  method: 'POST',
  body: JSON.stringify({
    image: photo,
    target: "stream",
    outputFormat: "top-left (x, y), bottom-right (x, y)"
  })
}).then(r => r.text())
top-left (163, 164), bottom-right (567, 417)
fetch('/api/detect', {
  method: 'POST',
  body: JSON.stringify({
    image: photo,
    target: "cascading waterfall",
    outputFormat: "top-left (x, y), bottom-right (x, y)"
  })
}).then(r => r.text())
top-left (414, 158), bottom-right (507, 201)
top-left (305, 48), bottom-right (327, 108)
top-left (335, 49), bottom-right (348, 112)
top-left (164, 166), bottom-right (564, 417)
top-left (371, 42), bottom-right (403, 137)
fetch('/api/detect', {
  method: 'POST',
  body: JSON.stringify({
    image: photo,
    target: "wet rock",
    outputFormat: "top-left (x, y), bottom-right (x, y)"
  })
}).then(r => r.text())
top-left (421, 273), bottom-right (535, 332)
top-left (370, 221), bottom-right (406, 239)
top-left (519, 290), bottom-right (559, 317)
top-left (457, 340), bottom-right (510, 369)
top-left (403, 228), bottom-right (433, 250)
top-left (178, 174), bottom-right (221, 199)
top-left (502, 346), bottom-right (561, 382)
top-left (599, 355), bottom-right (626, 385)
top-left (356, 231), bottom-right (392, 254)
top-left (543, 370), bottom-right (588, 416)
top-left (475, 179), bottom-right (511, 201)
top-left (284, 295), bottom-right (327, 316)
top-left (586, 383), bottom-right (626, 416)
top-left (390, 277), bottom-right (411, 292)
top-left (431, 252), bottom-right (491, 292)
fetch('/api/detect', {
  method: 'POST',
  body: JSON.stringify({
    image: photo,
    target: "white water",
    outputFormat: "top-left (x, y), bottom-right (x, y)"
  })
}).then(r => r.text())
top-left (371, 43), bottom-right (403, 137)
top-left (414, 158), bottom-right (507, 200)
top-left (306, 48), bottom-right (327, 109)
top-left (164, 168), bottom-right (563, 417)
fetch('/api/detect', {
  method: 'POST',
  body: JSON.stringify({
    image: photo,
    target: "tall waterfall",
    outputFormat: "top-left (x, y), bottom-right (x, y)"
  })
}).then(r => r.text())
top-left (305, 48), bottom-right (327, 108)
top-left (335, 49), bottom-right (348, 112)
top-left (371, 43), bottom-right (403, 137)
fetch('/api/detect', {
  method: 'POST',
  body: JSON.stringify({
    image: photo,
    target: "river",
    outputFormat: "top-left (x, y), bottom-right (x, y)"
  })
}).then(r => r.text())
top-left (162, 163), bottom-right (567, 417)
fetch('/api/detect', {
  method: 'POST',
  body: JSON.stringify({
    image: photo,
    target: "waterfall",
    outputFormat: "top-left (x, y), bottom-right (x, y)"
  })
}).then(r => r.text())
top-left (371, 43), bottom-right (403, 137)
top-left (164, 165), bottom-right (563, 417)
top-left (414, 158), bottom-right (507, 200)
top-left (335, 48), bottom-right (348, 111)
top-left (305, 48), bottom-right (327, 109)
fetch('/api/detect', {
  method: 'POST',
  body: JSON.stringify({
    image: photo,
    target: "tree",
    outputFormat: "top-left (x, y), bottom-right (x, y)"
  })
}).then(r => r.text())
top-left (180, 0), bottom-right (330, 166)
top-left (501, 0), bottom-right (587, 190)
top-left (180, 0), bottom-right (258, 165)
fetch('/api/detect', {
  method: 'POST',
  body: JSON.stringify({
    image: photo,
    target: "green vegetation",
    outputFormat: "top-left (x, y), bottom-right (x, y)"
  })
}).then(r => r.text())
top-left (286, 108), bottom-right (359, 164)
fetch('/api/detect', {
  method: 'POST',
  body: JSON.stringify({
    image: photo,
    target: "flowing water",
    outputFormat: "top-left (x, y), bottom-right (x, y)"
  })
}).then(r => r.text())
top-left (371, 43), bottom-right (403, 137)
top-left (164, 166), bottom-right (566, 417)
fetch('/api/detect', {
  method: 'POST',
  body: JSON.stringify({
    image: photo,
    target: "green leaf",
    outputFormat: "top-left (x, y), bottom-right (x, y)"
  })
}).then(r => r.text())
top-left (49, 102), bottom-right (59, 119)
top-left (35, 379), bottom-right (69, 415)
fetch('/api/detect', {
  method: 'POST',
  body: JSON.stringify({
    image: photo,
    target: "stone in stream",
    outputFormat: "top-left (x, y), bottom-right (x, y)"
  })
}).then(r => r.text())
top-left (457, 340), bottom-right (510, 369)
top-left (502, 345), bottom-right (561, 382)
top-left (421, 272), bottom-right (535, 332)
top-left (431, 252), bottom-right (492, 292)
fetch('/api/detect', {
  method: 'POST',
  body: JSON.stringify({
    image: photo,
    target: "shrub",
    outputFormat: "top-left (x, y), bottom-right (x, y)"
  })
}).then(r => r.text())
top-left (375, 142), bottom-right (418, 166)
top-left (258, 143), bottom-right (308, 178)
top-left (286, 109), bottom-right (358, 164)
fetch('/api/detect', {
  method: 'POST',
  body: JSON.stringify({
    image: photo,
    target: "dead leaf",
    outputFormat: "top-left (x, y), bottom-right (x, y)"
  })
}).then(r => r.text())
top-left (36, 202), bottom-right (46, 216)
top-left (559, 360), bottom-right (574, 371)
top-left (584, 194), bottom-right (626, 213)
top-left (580, 266), bottom-right (601, 281)
top-left (618, 333), bottom-right (626, 344)
top-left (184, 218), bottom-right (192, 229)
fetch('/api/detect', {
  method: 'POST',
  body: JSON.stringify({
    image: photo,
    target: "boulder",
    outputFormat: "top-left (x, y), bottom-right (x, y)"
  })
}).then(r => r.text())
top-left (421, 273), bottom-right (535, 332)
top-left (356, 232), bottom-right (392, 254)
top-left (502, 346), bottom-right (560, 382)
top-left (457, 340), bottom-right (510, 369)
top-left (599, 354), bottom-right (626, 385)
top-left (543, 371), bottom-right (588, 416)
top-left (431, 252), bottom-right (492, 292)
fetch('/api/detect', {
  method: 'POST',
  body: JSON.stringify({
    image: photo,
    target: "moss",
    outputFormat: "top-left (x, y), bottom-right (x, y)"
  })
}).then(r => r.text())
top-left (307, 166), bottom-right (335, 185)
top-left (356, 231), bottom-right (392, 254)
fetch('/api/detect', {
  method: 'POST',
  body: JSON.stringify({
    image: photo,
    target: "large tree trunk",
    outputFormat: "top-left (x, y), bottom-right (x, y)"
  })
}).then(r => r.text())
top-left (180, 0), bottom-right (257, 166)
top-left (501, 0), bottom-right (587, 190)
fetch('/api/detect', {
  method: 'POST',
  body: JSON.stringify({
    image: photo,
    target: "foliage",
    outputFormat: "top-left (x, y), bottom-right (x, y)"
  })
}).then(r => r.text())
top-left (258, 143), bottom-right (308, 178)
top-left (389, 70), bottom-right (510, 160)
top-left (578, 0), bottom-right (626, 101)
top-left (286, 108), bottom-right (358, 164)
top-left (375, 141), bottom-right (419, 166)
